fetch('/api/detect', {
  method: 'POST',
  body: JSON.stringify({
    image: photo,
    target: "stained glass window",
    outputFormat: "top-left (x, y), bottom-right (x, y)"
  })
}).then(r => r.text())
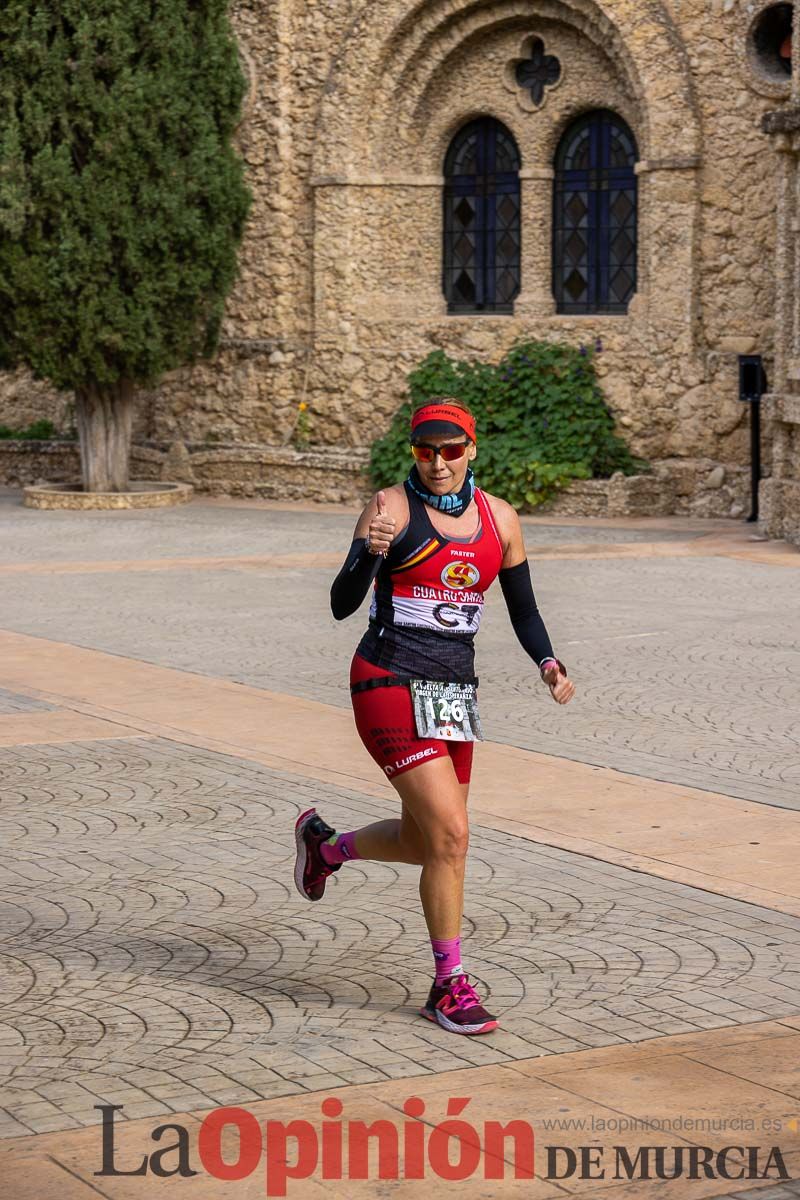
top-left (553, 110), bottom-right (638, 315)
top-left (443, 118), bottom-right (521, 314)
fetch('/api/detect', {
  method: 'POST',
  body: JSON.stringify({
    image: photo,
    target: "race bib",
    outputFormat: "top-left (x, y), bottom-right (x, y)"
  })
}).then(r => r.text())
top-left (409, 680), bottom-right (484, 742)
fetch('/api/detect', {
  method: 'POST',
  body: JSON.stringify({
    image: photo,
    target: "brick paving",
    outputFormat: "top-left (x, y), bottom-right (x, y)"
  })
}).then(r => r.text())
top-left (0, 688), bottom-right (55, 716)
top-left (0, 500), bottom-right (798, 1194)
top-left (2, 736), bottom-right (800, 1138)
top-left (0, 499), bottom-right (797, 811)
top-left (0, 491), bottom-right (710, 564)
top-left (724, 1184), bottom-right (800, 1199)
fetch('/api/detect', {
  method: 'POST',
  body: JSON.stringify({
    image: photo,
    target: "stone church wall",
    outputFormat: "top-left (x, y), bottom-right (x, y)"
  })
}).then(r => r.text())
top-left (0, 0), bottom-right (786, 518)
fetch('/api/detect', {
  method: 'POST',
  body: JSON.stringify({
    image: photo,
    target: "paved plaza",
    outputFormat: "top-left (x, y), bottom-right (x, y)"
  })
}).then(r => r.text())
top-left (0, 492), bottom-right (799, 1198)
top-left (1, 501), bottom-right (798, 808)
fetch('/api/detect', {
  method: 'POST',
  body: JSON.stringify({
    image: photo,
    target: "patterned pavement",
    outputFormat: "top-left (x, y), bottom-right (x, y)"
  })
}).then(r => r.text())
top-left (0, 498), bottom-right (798, 1197)
top-left (0, 499), bottom-right (797, 811)
top-left (2, 736), bottom-right (800, 1138)
top-left (0, 688), bottom-right (55, 716)
top-left (0, 493), bottom-right (709, 564)
top-left (724, 1185), bottom-right (800, 1200)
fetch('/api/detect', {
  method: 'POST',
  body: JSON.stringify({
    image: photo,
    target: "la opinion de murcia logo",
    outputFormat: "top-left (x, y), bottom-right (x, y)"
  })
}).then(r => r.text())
top-left (93, 1102), bottom-right (790, 1196)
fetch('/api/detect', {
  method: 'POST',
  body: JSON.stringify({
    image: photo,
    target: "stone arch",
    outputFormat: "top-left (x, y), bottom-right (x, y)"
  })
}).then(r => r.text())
top-left (312, 0), bottom-right (701, 177)
top-left (396, 3), bottom-right (641, 170)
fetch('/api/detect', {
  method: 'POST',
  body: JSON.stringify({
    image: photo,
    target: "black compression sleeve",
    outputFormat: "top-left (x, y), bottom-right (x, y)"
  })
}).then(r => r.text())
top-left (330, 538), bottom-right (383, 620)
top-left (498, 559), bottom-right (555, 667)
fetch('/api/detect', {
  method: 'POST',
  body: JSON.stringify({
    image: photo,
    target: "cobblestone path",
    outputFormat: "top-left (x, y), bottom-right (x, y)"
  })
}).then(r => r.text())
top-left (2, 737), bottom-right (799, 1137)
top-left (0, 500), bottom-right (798, 1198)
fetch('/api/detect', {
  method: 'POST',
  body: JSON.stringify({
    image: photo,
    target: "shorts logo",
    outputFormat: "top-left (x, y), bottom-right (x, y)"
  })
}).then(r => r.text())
top-left (385, 747), bottom-right (438, 775)
top-left (441, 562), bottom-right (481, 589)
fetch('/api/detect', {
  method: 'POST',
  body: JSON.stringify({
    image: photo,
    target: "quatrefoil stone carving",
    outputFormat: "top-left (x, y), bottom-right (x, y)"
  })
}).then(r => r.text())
top-left (512, 36), bottom-right (562, 109)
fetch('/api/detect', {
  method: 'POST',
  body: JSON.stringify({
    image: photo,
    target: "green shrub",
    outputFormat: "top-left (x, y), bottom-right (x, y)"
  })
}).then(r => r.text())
top-left (370, 338), bottom-right (648, 509)
top-left (0, 419), bottom-right (57, 440)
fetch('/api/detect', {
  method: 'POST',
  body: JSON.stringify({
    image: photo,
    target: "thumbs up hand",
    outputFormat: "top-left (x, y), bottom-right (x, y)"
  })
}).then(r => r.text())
top-left (367, 490), bottom-right (396, 556)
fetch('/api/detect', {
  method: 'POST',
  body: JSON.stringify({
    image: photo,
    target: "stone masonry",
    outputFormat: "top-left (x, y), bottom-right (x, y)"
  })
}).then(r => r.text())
top-left (0, 0), bottom-right (796, 527)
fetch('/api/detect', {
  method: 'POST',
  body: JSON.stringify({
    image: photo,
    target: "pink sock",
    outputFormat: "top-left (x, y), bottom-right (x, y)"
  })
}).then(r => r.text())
top-left (431, 936), bottom-right (463, 983)
top-left (320, 831), bottom-right (361, 866)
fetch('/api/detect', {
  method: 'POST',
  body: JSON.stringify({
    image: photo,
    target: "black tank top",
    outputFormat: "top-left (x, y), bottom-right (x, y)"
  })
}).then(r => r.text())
top-left (355, 480), bottom-right (504, 683)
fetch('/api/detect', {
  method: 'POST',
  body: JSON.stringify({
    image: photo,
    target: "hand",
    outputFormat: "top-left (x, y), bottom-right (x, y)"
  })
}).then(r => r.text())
top-left (367, 491), bottom-right (396, 555)
top-left (542, 663), bottom-right (575, 705)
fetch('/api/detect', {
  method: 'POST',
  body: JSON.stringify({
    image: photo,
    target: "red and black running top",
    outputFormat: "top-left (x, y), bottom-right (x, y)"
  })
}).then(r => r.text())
top-left (355, 480), bottom-right (504, 683)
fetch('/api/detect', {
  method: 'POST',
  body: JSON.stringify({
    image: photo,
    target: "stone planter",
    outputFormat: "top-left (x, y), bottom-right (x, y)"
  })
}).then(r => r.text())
top-left (1, 440), bottom-right (752, 518)
top-left (23, 481), bottom-right (193, 510)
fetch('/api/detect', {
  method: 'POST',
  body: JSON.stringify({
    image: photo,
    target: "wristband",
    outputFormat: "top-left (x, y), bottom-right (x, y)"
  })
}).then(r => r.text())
top-left (540, 657), bottom-right (567, 682)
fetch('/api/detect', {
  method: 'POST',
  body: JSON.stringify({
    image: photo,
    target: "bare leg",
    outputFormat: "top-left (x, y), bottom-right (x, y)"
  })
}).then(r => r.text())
top-left (336, 758), bottom-right (469, 940)
top-left (347, 796), bottom-right (426, 865)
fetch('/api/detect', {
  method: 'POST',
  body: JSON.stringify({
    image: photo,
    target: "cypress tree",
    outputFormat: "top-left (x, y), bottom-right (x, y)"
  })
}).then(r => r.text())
top-left (0, 2), bottom-right (252, 492)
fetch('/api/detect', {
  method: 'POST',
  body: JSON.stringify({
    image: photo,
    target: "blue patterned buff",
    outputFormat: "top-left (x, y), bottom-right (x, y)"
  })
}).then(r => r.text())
top-left (407, 465), bottom-right (476, 517)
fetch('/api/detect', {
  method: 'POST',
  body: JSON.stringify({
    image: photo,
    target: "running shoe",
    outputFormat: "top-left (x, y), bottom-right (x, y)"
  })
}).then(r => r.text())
top-left (294, 807), bottom-right (342, 902)
top-left (419, 972), bottom-right (498, 1034)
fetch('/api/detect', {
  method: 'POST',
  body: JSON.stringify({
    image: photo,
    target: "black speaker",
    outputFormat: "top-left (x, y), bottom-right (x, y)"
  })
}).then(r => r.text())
top-left (738, 354), bottom-right (767, 403)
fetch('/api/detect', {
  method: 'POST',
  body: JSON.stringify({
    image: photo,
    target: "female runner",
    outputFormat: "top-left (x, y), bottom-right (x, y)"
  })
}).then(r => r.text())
top-left (293, 398), bottom-right (575, 1034)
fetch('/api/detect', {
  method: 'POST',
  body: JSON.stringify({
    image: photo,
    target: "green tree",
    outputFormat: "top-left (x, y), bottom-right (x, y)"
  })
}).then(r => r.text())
top-left (0, 2), bottom-right (252, 491)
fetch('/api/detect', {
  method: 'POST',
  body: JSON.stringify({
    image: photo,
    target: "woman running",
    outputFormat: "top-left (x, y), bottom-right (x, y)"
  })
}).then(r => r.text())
top-left (293, 397), bottom-right (575, 1034)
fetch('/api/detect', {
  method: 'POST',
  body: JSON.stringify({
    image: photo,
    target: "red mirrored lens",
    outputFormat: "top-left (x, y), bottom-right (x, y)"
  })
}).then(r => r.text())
top-left (440, 443), bottom-right (468, 461)
top-left (411, 442), bottom-right (468, 462)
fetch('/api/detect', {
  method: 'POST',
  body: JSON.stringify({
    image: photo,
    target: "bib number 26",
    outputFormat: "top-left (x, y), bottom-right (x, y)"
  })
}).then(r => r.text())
top-left (410, 680), bottom-right (484, 743)
top-left (437, 697), bottom-right (464, 724)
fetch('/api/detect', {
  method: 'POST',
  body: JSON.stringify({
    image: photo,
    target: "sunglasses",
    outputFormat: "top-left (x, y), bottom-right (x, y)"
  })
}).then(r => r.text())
top-left (410, 440), bottom-right (470, 463)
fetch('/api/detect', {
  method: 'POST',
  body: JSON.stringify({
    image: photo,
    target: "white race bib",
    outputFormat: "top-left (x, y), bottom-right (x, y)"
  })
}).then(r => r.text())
top-left (409, 680), bottom-right (484, 742)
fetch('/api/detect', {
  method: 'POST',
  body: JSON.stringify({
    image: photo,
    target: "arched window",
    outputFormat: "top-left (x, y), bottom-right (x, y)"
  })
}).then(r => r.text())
top-left (443, 118), bottom-right (521, 314)
top-left (553, 110), bottom-right (638, 315)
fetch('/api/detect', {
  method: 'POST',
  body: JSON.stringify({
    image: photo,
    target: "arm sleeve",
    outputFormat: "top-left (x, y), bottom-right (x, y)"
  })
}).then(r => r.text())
top-left (330, 538), bottom-right (383, 621)
top-left (498, 559), bottom-right (555, 668)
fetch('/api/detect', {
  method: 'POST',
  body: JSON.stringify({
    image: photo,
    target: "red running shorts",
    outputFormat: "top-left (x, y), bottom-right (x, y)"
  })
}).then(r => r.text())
top-left (349, 652), bottom-right (474, 784)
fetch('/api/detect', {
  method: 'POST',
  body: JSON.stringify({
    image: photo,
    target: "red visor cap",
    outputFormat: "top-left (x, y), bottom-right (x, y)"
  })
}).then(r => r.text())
top-left (410, 404), bottom-right (476, 443)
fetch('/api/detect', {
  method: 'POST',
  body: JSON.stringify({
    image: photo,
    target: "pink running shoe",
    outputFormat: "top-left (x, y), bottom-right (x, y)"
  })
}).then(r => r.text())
top-left (294, 808), bottom-right (341, 902)
top-left (419, 972), bottom-right (498, 1034)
